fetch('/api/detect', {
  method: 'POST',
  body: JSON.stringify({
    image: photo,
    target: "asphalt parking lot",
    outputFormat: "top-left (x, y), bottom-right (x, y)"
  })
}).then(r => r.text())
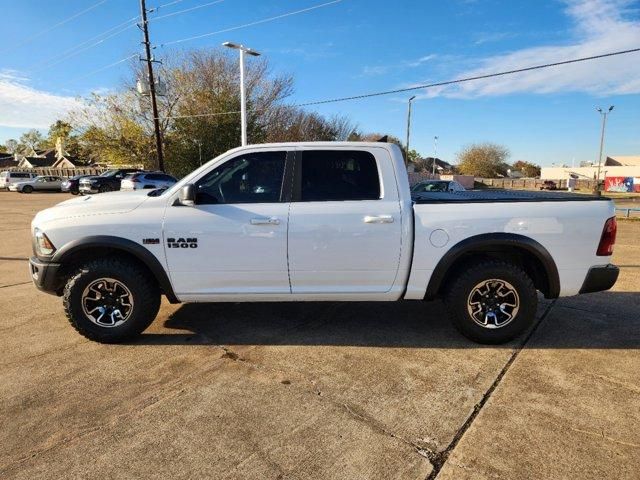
top-left (1, 191), bottom-right (639, 480)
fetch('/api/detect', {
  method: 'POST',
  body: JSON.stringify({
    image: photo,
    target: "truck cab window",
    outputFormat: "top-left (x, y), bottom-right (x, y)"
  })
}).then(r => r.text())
top-left (196, 151), bottom-right (286, 204)
top-left (300, 150), bottom-right (380, 201)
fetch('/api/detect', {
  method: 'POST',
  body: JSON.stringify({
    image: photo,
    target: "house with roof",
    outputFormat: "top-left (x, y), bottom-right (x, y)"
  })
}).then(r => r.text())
top-left (0, 153), bottom-right (18, 169)
top-left (16, 137), bottom-right (87, 169)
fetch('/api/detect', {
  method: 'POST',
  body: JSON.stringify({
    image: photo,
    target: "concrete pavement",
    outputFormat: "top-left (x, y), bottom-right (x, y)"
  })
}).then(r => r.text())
top-left (1, 191), bottom-right (638, 479)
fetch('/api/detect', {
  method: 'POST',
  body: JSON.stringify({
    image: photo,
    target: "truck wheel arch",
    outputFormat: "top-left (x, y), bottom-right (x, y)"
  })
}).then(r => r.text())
top-left (51, 235), bottom-right (180, 304)
top-left (424, 233), bottom-right (560, 300)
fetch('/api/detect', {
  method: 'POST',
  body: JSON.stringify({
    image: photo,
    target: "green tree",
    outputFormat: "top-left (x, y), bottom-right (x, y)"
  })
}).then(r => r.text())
top-left (512, 160), bottom-right (541, 178)
top-left (72, 49), bottom-right (353, 176)
top-left (39, 120), bottom-right (81, 157)
top-left (457, 143), bottom-right (510, 178)
top-left (18, 129), bottom-right (45, 153)
top-left (4, 139), bottom-right (18, 154)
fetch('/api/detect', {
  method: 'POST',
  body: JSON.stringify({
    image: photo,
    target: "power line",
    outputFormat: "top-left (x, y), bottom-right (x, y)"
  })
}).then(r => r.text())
top-left (31, 22), bottom-right (137, 73)
top-left (298, 47), bottom-right (640, 106)
top-left (159, 46), bottom-right (640, 119)
top-left (33, 16), bottom-right (139, 72)
top-left (70, 54), bottom-right (139, 83)
top-left (161, 0), bottom-right (342, 47)
top-left (153, 0), bottom-right (188, 10)
top-left (0, 0), bottom-right (109, 55)
top-left (150, 0), bottom-right (224, 22)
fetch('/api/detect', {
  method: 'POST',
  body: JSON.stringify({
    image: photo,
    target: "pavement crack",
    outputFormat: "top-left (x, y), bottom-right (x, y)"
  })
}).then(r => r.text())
top-left (340, 402), bottom-right (435, 461)
top-left (585, 372), bottom-right (640, 394)
top-left (0, 281), bottom-right (32, 289)
top-left (568, 426), bottom-right (640, 449)
top-left (425, 300), bottom-right (557, 480)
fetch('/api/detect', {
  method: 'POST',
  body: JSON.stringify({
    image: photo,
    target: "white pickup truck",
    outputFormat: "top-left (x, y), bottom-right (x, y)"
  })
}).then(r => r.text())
top-left (29, 142), bottom-right (619, 344)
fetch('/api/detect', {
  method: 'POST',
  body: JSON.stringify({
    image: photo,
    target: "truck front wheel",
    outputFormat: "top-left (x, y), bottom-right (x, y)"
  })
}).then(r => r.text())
top-left (444, 260), bottom-right (538, 344)
top-left (63, 258), bottom-right (161, 343)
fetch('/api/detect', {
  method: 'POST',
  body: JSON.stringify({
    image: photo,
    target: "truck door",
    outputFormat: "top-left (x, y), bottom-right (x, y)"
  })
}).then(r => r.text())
top-left (287, 148), bottom-right (402, 294)
top-left (163, 149), bottom-right (292, 297)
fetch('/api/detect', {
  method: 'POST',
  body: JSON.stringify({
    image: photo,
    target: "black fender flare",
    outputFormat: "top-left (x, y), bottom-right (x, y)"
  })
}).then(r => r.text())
top-left (52, 235), bottom-right (180, 303)
top-left (424, 232), bottom-right (560, 299)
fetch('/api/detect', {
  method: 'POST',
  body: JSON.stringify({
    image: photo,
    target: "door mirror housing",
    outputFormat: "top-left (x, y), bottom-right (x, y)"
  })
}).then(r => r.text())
top-left (179, 184), bottom-right (196, 206)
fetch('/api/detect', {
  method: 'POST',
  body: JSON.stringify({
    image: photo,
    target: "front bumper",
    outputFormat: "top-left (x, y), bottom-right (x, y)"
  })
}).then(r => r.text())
top-left (579, 264), bottom-right (619, 294)
top-left (79, 184), bottom-right (99, 194)
top-left (29, 256), bottom-right (63, 296)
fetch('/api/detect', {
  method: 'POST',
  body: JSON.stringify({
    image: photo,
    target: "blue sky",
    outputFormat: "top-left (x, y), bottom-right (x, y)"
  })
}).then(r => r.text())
top-left (0, 0), bottom-right (638, 165)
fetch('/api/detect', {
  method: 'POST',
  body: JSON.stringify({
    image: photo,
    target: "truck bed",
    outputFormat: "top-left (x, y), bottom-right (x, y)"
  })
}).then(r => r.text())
top-left (412, 189), bottom-right (610, 203)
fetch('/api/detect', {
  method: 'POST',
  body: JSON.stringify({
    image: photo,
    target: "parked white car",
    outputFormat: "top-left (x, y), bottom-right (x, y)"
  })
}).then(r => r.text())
top-left (30, 142), bottom-right (618, 345)
top-left (1, 171), bottom-right (38, 190)
top-left (10, 176), bottom-right (64, 193)
top-left (120, 172), bottom-right (177, 191)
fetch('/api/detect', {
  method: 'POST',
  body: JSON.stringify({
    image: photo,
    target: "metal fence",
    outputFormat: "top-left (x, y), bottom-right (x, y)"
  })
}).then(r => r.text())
top-left (616, 208), bottom-right (640, 218)
top-left (4, 167), bottom-right (116, 177)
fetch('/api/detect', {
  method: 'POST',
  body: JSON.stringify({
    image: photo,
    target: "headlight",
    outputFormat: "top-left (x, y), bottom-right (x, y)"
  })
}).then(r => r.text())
top-left (90, 179), bottom-right (99, 184)
top-left (34, 228), bottom-right (56, 256)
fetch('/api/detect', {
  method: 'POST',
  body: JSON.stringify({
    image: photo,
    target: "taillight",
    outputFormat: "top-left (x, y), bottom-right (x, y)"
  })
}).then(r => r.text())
top-left (596, 216), bottom-right (617, 256)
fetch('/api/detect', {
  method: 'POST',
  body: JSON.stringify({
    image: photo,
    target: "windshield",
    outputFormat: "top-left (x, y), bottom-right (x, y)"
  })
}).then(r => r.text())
top-left (99, 170), bottom-right (118, 177)
top-left (413, 181), bottom-right (449, 192)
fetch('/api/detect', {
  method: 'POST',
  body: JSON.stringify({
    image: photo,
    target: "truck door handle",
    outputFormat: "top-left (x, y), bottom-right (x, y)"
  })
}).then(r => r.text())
top-left (250, 217), bottom-right (280, 225)
top-left (364, 215), bottom-right (394, 224)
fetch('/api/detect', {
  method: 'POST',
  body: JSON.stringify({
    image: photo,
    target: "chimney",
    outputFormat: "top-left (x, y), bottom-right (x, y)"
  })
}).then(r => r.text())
top-left (55, 136), bottom-right (66, 160)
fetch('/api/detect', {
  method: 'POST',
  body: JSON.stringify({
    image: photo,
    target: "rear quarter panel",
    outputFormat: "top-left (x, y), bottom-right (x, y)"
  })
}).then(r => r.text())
top-left (405, 199), bottom-right (615, 299)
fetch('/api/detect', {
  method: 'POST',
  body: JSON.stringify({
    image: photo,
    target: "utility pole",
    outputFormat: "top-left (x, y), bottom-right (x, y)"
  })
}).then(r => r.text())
top-left (595, 105), bottom-right (614, 193)
top-left (405, 95), bottom-right (416, 166)
top-left (139, 0), bottom-right (164, 171)
top-left (432, 136), bottom-right (439, 176)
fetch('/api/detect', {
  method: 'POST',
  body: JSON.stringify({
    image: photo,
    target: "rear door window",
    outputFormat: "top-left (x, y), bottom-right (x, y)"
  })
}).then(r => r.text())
top-left (298, 150), bottom-right (380, 201)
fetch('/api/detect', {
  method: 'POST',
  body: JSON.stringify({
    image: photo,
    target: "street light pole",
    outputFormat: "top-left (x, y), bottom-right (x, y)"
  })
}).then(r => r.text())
top-left (405, 95), bottom-right (416, 166)
top-left (596, 105), bottom-right (614, 192)
top-left (432, 136), bottom-right (439, 176)
top-left (222, 42), bottom-right (261, 146)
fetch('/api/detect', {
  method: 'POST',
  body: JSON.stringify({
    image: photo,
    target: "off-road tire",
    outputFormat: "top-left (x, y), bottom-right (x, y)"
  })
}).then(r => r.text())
top-left (22, 185), bottom-right (33, 193)
top-left (63, 258), bottom-right (160, 343)
top-left (444, 260), bottom-right (537, 344)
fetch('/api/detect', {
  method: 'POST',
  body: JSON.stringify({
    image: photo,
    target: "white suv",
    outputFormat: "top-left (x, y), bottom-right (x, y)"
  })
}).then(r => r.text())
top-left (120, 172), bottom-right (177, 191)
top-left (1, 171), bottom-right (37, 190)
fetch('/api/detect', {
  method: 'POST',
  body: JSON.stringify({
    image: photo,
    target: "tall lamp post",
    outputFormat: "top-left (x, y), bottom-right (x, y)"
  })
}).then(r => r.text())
top-left (222, 42), bottom-right (261, 146)
top-left (405, 95), bottom-right (416, 166)
top-left (432, 136), bottom-right (439, 175)
top-left (596, 105), bottom-right (614, 193)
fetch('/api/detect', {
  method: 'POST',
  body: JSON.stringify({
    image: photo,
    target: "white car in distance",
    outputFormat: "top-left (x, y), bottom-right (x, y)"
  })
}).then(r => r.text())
top-left (120, 172), bottom-right (177, 191)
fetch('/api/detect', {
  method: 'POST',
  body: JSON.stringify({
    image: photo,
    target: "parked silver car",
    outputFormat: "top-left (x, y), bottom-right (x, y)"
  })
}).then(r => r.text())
top-left (9, 175), bottom-right (64, 193)
top-left (120, 172), bottom-right (177, 191)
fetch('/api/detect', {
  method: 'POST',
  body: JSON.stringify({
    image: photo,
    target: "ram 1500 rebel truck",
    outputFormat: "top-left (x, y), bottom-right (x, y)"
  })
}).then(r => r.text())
top-left (29, 142), bottom-right (619, 344)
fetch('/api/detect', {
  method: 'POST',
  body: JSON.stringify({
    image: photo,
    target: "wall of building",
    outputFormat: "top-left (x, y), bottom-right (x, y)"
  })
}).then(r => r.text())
top-left (541, 166), bottom-right (640, 180)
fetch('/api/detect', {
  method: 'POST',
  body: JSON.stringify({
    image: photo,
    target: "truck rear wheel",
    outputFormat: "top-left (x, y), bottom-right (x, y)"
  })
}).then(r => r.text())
top-left (444, 260), bottom-right (537, 344)
top-left (63, 258), bottom-right (160, 343)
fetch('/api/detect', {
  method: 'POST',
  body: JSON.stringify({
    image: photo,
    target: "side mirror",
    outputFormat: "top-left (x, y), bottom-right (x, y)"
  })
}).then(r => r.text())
top-left (179, 184), bottom-right (196, 207)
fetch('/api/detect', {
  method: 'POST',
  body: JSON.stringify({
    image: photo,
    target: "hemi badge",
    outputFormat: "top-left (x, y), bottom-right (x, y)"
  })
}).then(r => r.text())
top-left (143, 238), bottom-right (160, 245)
